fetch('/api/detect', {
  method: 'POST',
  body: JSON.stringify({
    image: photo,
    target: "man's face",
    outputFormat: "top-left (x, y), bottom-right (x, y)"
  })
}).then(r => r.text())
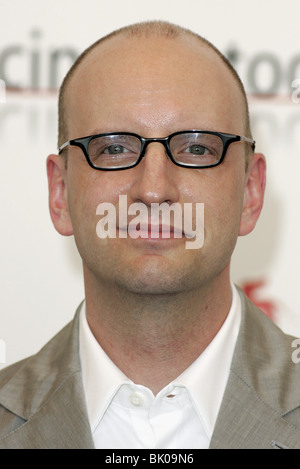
top-left (48, 35), bottom-right (265, 295)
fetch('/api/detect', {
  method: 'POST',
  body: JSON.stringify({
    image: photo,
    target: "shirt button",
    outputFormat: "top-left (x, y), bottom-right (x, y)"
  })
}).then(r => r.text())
top-left (130, 392), bottom-right (144, 406)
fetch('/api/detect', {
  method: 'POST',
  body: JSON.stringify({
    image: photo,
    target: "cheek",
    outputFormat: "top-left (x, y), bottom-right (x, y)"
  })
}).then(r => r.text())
top-left (197, 172), bottom-right (246, 241)
top-left (66, 169), bottom-right (133, 238)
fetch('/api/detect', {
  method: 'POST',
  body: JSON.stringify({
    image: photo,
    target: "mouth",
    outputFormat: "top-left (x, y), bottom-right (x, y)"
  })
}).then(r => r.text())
top-left (118, 222), bottom-right (185, 239)
top-left (138, 223), bottom-right (183, 239)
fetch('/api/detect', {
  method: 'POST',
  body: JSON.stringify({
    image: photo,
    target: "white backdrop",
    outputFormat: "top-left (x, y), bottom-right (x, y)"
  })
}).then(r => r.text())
top-left (0, 0), bottom-right (300, 368)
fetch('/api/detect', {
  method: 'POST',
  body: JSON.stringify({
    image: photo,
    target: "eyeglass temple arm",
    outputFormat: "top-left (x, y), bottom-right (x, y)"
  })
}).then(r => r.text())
top-left (240, 136), bottom-right (256, 145)
top-left (240, 136), bottom-right (256, 151)
top-left (58, 141), bottom-right (71, 154)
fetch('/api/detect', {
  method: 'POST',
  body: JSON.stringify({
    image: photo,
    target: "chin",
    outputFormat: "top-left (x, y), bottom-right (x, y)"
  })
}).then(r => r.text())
top-left (117, 266), bottom-right (190, 296)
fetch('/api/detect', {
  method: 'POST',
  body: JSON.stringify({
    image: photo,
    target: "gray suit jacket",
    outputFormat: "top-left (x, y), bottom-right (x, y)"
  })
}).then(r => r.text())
top-left (0, 290), bottom-right (299, 449)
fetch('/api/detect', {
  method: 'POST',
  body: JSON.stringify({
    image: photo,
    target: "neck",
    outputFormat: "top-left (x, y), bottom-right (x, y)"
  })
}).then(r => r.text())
top-left (84, 268), bottom-right (232, 395)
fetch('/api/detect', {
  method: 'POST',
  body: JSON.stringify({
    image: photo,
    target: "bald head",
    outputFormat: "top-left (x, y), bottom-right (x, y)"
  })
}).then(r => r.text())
top-left (58, 21), bottom-right (252, 157)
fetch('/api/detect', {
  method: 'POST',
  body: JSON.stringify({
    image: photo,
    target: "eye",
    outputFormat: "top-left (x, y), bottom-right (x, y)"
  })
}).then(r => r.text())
top-left (103, 144), bottom-right (130, 155)
top-left (183, 144), bottom-right (210, 156)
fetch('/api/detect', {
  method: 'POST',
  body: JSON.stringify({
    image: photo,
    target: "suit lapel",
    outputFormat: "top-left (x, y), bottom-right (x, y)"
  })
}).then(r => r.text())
top-left (210, 290), bottom-right (300, 449)
top-left (210, 371), bottom-right (300, 449)
top-left (0, 372), bottom-right (94, 449)
top-left (0, 305), bottom-right (95, 449)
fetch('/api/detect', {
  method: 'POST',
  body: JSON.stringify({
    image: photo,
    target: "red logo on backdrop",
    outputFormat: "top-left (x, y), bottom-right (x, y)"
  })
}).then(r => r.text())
top-left (242, 279), bottom-right (276, 321)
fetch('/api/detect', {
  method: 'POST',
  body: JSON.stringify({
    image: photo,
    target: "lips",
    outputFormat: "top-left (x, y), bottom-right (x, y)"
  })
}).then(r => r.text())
top-left (119, 222), bottom-right (184, 239)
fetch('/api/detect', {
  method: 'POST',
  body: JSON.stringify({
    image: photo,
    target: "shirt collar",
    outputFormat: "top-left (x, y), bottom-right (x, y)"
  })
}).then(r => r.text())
top-left (79, 284), bottom-right (241, 436)
top-left (79, 310), bottom-right (132, 431)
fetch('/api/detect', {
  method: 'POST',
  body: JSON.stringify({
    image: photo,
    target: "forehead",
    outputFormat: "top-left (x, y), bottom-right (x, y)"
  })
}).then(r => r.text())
top-left (65, 34), bottom-right (245, 136)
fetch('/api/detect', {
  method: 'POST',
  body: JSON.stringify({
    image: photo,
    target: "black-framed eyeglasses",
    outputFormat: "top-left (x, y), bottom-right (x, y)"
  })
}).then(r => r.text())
top-left (58, 130), bottom-right (255, 171)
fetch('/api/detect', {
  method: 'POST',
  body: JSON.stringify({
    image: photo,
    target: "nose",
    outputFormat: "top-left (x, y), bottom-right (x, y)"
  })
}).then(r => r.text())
top-left (128, 141), bottom-right (180, 207)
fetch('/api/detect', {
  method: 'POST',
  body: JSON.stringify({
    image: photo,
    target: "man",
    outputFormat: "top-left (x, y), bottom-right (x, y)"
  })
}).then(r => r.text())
top-left (0, 21), bottom-right (299, 449)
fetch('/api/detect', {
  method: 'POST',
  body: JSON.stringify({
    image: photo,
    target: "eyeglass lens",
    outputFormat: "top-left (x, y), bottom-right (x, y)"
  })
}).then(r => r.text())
top-left (89, 135), bottom-right (141, 169)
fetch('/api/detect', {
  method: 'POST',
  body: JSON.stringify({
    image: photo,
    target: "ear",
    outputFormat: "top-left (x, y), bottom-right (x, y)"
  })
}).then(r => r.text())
top-left (46, 154), bottom-right (74, 236)
top-left (239, 152), bottom-right (266, 236)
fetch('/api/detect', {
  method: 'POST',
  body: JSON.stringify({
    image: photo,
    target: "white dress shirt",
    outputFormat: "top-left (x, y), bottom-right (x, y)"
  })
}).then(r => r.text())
top-left (79, 285), bottom-right (241, 449)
